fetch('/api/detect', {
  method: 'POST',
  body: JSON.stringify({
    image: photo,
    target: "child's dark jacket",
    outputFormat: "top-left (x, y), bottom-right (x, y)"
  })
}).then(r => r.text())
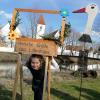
top-left (27, 65), bottom-right (45, 91)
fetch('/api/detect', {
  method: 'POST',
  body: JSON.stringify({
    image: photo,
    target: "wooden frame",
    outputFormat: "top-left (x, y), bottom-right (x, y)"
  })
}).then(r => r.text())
top-left (9, 8), bottom-right (66, 44)
top-left (9, 8), bottom-right (66, 100)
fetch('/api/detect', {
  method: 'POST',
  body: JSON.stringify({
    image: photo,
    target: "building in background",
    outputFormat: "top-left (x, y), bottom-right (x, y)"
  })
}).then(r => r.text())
top-left (1, 23), bottom-right (21, 47)
top-left (36, 15), bottom-right (45, 39)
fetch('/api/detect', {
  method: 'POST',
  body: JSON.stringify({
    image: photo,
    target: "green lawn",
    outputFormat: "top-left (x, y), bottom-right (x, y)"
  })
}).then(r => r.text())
top-left (51, 78), bottom-right (100, 100)
top-left (0, 77), bottom-right (100, 100)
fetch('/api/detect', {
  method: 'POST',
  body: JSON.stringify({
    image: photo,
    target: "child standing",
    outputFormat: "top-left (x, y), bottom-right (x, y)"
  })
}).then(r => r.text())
top-left (26, 54), bottom-right (45, 100)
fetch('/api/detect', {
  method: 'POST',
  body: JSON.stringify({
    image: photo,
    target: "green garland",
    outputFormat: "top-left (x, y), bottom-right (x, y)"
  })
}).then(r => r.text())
top-left (8, 12), bottom-right (21, 31)
top-left (41, 23), bottom-right (71, 46)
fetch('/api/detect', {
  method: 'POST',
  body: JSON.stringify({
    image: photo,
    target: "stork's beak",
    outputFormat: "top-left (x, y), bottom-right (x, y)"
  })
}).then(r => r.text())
top-left (72, 8), bottom-right (86, 13)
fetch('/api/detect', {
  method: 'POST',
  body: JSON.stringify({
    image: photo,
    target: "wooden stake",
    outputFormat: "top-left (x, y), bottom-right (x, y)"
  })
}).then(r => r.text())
top-left (43, 57), bottom-right (49, 100)
top-left (60, 17), bottom-right (66, 44)
top-left (47, 57), bottom-right (52, 100)
top-left (19, 54), bottom-right (23, 100)
top-left (12, 54), bottom-right (20, 100)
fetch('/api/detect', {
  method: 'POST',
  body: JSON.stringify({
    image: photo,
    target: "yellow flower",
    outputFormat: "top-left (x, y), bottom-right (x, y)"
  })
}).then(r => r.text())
top-left (8, 31), bottom-right (17, 40)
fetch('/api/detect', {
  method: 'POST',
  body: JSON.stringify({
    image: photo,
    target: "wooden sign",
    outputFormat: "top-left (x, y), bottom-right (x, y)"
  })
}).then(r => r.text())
top-left (15, 38), bottom-right (57, 56)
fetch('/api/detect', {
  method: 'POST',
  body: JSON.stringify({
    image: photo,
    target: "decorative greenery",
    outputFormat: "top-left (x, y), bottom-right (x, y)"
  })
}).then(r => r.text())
top-left (63, 22), bottom-right (71, 38)
top-left (41, 22), bottom-right (71, 46)
top-left (41, 33), bottom-right (61, 45)
top-left (8, 12), bottom-right (21, 31)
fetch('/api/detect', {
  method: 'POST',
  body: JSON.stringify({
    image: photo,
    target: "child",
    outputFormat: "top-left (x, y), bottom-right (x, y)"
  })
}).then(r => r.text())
top-left (26, 54), bottom-right (45, 100)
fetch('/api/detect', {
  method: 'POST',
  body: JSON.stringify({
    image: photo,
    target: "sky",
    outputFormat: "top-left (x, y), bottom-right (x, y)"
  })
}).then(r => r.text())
top-left (0, 0), bottom-right (100, 42)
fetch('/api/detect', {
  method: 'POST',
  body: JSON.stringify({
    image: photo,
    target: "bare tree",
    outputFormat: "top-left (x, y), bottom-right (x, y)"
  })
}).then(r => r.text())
top-left (0, 35), bottom-right (4, 42)
top-left (27, 13), bottom-right (38, 38)
top-left (0, 35), bottom-right (7, 46)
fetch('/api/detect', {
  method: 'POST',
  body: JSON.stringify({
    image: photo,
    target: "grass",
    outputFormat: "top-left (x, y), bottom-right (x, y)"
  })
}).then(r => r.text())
top-left (0, 77), bottom-right (100, 100)
top-left (51, 78), bottom-right (100, 100)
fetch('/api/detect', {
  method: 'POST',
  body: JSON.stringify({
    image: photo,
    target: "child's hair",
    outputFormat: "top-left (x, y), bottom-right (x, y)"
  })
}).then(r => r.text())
top-left (26, 54), bottom-right (45, 68)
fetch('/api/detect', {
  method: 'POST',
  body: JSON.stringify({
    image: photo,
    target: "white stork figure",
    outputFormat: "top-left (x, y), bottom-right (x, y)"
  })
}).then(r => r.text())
top-left (73, 3), bottom-right (99, 42)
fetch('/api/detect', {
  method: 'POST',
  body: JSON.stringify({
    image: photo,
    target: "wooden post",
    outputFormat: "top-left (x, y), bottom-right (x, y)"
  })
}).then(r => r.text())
top-left (9, 9), bottom-right (17, 42)
top-left (47, 57), bottom-right (52, 100)
top-left (60, 17), bottom-right (66, 44)
top-left (43, 57), bottom-right (49, 100)
top-left (10, 9), bottom-right (17, 33)
top-left (19, 54), bottom-right (23, 100)
top-left (43, 56), bottom-right (52, 100)
top-left (12, 54), bottom-right (21, 100)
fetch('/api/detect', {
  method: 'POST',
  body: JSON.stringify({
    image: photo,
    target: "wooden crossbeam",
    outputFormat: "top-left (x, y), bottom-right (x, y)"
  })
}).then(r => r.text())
top-left (15, 8), bottom-right (60, 14)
